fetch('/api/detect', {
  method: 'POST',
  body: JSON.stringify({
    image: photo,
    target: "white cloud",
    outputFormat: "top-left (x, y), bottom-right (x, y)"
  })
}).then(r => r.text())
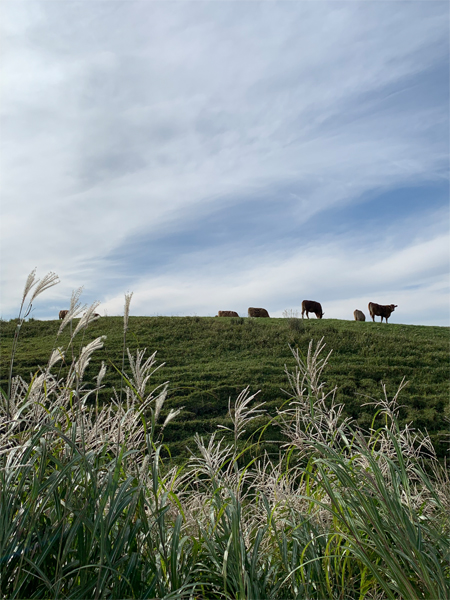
top-left (97, 231), bottom-right (449, 326)
top-left (0, 1), bottom-right (448, 323)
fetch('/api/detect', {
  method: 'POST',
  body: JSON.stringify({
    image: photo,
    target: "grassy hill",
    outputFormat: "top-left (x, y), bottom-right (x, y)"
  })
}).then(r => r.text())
top-left (1, 316), bottom-right (448, 458)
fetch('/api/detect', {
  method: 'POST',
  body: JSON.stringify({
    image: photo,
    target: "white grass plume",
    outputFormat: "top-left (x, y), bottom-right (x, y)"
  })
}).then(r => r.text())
top-left (124, 292), bottom-right (133, 332)
top-left (71, 301), bottom-right (101, 338)
top-left (217, 387), bottom-right (265, 446)
top-left (58, 287), bottom-right (86, 335)
top-left (96, 361), bottom-right (107, 387)
top-left (67, 336), bottom-right (106, 387)
top-left (29, 271), bottom-right (60, 304)
top-left (127, 348), bottom-right (164, 400)
top-left (279, 339), bottom-right (348, 454)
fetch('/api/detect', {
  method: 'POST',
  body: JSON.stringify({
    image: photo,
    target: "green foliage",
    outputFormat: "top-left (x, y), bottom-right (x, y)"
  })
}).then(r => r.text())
top-left (1, 332), bottom-right (449, 599)
top-left (1, 316), bottom-right (448, 459)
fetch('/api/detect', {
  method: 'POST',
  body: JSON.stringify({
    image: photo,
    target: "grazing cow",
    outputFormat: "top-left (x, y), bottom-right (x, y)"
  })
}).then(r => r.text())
top-left (301, 300), bottom-right (324, 319)
top-left (354, 309), bottom-right (366, 322)
top-left (368, 302), bottom-right (397, 323)
top-left (59, 310), bottom-right (69, 320)
top-left (248, 307), bottom-right (270, 318)
top-left (217, 311), bottom-right (239, 317)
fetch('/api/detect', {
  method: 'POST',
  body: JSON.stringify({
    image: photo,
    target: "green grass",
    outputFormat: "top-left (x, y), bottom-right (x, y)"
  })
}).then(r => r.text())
top-left (1, 309), bottom-right (449, 599)
top-left (1, 315), bottom-right (448, 459)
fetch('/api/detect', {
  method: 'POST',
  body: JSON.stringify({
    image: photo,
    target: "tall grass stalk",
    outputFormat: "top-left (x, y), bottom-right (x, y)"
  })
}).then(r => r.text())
top-left (119, 292), bottom-right (133, 404)
top-left (5, 270), bottom-right (59, 422)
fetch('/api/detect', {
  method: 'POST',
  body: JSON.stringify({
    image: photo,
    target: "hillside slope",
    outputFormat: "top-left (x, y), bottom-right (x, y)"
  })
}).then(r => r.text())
top-left (1, 316), bottom-right (448, 458)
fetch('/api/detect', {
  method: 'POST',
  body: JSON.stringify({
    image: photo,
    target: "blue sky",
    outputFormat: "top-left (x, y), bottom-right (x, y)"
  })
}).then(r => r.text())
top-left (1, 1), bottom-right (448, 325)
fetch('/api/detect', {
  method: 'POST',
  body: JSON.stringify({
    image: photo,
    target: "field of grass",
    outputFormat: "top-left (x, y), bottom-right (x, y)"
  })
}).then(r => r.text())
top-left (1, 284), bottom-right (449, 599)
top-left (1, 315), bottom-right (448, 459)
top-left (1, 310), bottom-right (449, 599)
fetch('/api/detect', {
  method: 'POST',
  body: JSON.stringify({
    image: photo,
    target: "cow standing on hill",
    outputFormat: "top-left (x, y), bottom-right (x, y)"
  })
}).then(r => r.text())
top-left (354, 309), bottom-right (366, 321)
top-left (59, 310), bottom-right (69, 320)
top-left (217, 311), bottom-right (239, 317)
top-left (368, 302), bottom-right (397, 323)
top-left (301, 300), bottom-right (324, 319)
top-left (248, 307), bottom-right (270, 318)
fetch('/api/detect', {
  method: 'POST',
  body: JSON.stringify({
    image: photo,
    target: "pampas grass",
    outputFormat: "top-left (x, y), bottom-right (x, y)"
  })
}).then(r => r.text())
top-left (1, 271), bottom-right (448, 599)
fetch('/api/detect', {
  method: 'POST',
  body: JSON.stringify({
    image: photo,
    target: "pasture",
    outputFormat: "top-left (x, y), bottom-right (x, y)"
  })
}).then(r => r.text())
top-left (1, 311), bottom-right (449, 598)
top-left (1, 315), bottom-right (448, 459)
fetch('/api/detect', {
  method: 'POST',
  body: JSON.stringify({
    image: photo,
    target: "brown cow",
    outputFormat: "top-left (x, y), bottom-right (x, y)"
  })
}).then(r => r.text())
top-left (368, 302), bottom-right (397, 323)
top-left (301, 300), bottom-right (324, 319)
top-left (59, 310), bottom-right (69, 320)
top-left (248, 307), bottom-right (270, 318)
top-left (353, 309), bottom-right (366, 322)
top-left (217, 311), bottom-right (239, 317)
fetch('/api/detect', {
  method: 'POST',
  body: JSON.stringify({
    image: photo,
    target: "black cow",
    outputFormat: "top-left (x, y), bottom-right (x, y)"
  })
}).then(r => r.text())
top-left (59, 310), bottom-right (69, 320)
top-left (301, 300), bottom-right (324, 319)
top-left (368, 302), bottom-right (397, 323)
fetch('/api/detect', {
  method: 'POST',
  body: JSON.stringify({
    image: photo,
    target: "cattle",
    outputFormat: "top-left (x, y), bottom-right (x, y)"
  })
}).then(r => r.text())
top-left (368, 302), bottom-right (397, 323)
top-left (301, 300), bottom-right (324, 319)
top-left (217, 311), bottom-right (239, 317)
top-left (59, 310), bottom-right (69, 320)
top-left (354, 309), bottom-right (366, 322)
top-left (248, 307), bottom-right (270, 318)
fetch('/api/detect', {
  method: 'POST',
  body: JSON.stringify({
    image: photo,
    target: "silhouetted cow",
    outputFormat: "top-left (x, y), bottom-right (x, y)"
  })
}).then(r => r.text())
top-left (301, 300), bottom-right (324, 319)
top-left (248, 307), bottom-right (270, 318)
top-left (354, 309), bottom-right (366, 321)
top-left (368, 302), bottom-right (397, 323)
top-left (59, 310), bottom-right (69, 320)
top-left (217, 311), bottom-right (239, 317)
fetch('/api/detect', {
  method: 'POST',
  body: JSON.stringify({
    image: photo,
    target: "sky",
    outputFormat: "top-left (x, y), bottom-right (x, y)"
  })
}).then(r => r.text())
top-left (1, 1), bottom-right (449, 326)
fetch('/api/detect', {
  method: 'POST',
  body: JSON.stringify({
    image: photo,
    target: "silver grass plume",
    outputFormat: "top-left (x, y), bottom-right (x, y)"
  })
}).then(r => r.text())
top-left (58, 287), bottom-right (86, 335)
top-left (7, 270), bottom-right (60, 422)
top-left (96, 361), bottom-right (107, 387)
top-left (29, 271), bottom-right (60, 304)
top-left (362, 381), bottom-right (438, 489)
top-left (21, 268), bottom-right (38, 307)
top-left (47, 347), bottom-right (65, 370)
top-left (278, 339), bottom-right (348, 454)
top-left (217, 386), bottom-right (265, 446)
top-left (120, 292), bottom-right (133, 402)
top-left (71, 301), bottom-right (101, 338)
top-left (162, 407), bottom-right (183, 430)
top-left (285, 337), bottom-right (332, 401)
top-left (68, 336), bottom-right (106, 387)
top-left (127, 348), bottom-right (164, 400)
top-left (124, 291), bottom-right (133, 332)
top-left (154, 385), bottom-right (168, 422)
top-left (190, 432), bottom-right (234, 479)
top-left (18, 269), bottom-right (59, 320)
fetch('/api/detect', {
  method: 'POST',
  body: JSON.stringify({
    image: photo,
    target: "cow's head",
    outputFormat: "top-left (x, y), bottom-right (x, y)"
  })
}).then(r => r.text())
top-left (390, 304), bottom-right (398, 311)
top-left (318, 311), bottom-right (324, 319)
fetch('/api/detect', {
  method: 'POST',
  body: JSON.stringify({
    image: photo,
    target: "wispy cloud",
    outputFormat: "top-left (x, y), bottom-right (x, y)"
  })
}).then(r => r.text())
top-left (1, 1), bottom-right (448, 325)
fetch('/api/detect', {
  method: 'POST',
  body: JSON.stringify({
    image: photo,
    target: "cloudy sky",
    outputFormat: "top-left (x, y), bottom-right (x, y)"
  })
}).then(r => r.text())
top-left (1, 1), bottom-right (448, 325)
